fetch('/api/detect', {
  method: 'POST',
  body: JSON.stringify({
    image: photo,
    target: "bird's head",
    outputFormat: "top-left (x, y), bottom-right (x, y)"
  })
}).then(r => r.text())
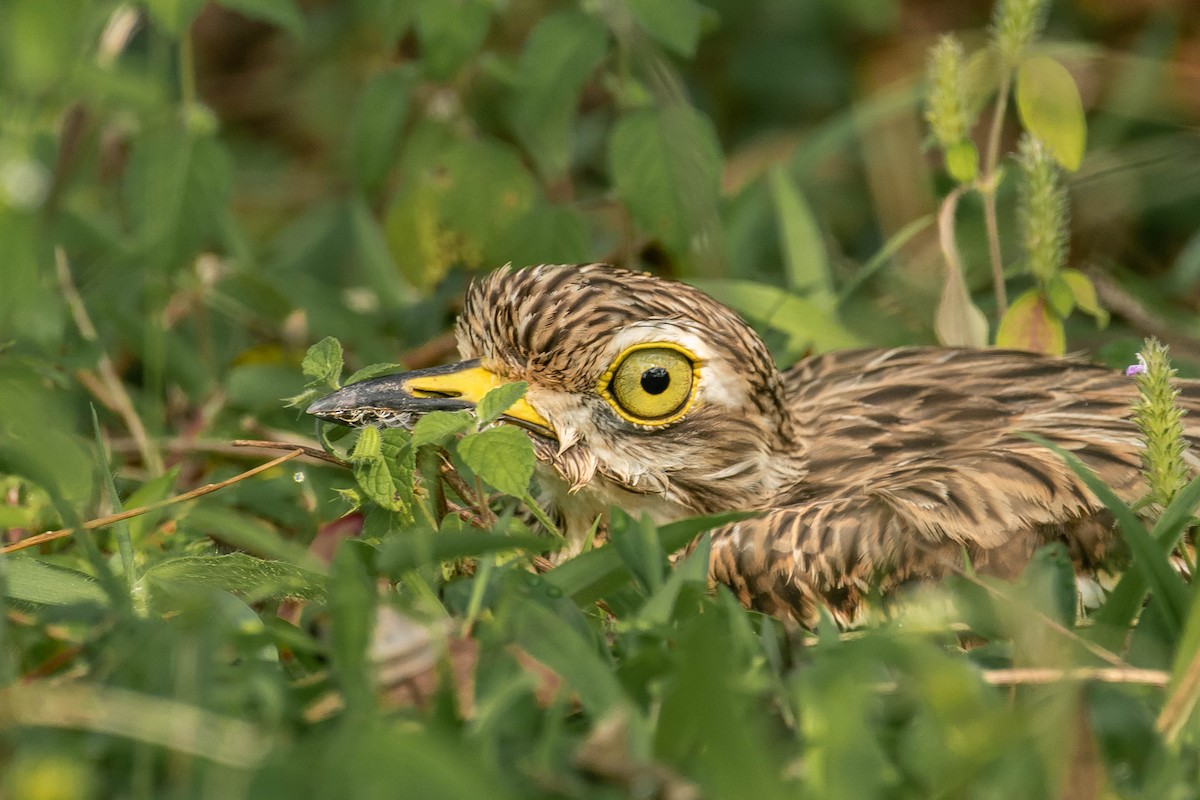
top-left (308, 264), bottom-right (798, 533)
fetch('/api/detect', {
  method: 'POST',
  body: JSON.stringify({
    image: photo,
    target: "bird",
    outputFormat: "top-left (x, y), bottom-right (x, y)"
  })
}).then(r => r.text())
top-left (307, 263), bottom-right (1200, 627)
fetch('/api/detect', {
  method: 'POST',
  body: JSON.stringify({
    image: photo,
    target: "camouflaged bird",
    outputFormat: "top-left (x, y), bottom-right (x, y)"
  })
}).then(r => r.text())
top-left (308, 263), bottom-right (1200, 627)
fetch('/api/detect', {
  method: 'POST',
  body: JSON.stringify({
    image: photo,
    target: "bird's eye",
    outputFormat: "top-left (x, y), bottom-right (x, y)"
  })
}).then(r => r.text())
top-left (599, 344), bottom-right (699, 425)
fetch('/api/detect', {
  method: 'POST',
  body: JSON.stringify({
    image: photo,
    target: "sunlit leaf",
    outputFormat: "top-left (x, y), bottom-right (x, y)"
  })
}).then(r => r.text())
top-left (303, 337), bottom-right (344, 388)
top-left (476, 382), bottom-right (529, 426)
top-left (411, 410), bottom-right (474, 448)
top-left (945, 140), bottom-right (979, 184)
top-left (934, 261), bottom-right (989, 348)
top-left (352, 428), bottom-right (416, 520)
top-left (1061, 269), bottom-right (1109, 327)
top-left (1016, 55), bottom-right (1087, 171)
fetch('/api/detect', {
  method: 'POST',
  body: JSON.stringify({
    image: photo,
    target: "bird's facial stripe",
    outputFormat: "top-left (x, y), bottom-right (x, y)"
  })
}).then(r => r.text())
top-left (403, 364), bottom-right (554, 432)
top-left (596, 342), bottom-right (701, 426)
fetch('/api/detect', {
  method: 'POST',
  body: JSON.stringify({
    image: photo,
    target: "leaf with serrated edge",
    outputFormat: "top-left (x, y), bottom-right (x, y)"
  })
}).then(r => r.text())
top-left (302, 336), bottom-right (344, 388)
top-left (476, 382), bottom-right (528, 426)
top-left (458, 426), bottom-right (534, 497)
top-left (412, 410), bottom-right (475, 447)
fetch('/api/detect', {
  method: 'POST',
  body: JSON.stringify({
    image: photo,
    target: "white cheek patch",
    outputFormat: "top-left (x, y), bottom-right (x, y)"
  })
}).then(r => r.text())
top-left (605, 323), bottom-right (750, 412)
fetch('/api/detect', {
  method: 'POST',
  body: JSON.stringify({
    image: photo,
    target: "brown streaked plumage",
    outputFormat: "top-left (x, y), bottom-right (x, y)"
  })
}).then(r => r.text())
top-left (308, 263), bottom-right (1200, 627)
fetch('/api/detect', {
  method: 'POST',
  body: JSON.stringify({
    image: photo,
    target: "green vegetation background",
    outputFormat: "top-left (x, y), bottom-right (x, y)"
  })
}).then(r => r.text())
top-left (2, 0), bottom-right (1200, 797)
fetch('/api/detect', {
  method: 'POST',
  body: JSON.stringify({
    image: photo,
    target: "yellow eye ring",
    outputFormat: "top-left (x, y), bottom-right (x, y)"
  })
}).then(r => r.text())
top-left (596, 342), bottom-right (701, 426)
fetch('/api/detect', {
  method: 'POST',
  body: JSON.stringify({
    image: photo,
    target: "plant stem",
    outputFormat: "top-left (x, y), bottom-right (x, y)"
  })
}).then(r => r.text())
top-left (979, 70), bottom-right (1013, 316)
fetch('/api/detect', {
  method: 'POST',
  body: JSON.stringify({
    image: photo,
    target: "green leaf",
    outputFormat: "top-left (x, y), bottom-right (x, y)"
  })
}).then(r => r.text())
top-left (353, 428), bottom-right (416, 521)
top-left (411, 410), bottom-right (475, 447)
top-left (1016, 55), bottom-right (1087, 171)
top-left (303, 336), bottom-right (344, 388)
top-left (692, 279), bottom-right (863, 358)
top-left (1046, 273), bottom-right (1075, 318)
top-left (2, 557), bottom-right (109, 607)
top-left (609, 511), bottom-right (667, 595)
top-left (379, 530), bottom-right (552, 575)
top-left (545, 511), bottom-right (755, 606)
top-left (609, 106), bottom-right (722, 255)
top-left (144, 0), bottom-right (207, 36)
top-left (144, 553), bottom-right (327, 601)
top-left (508, 11), bottom-right (608, 178)
top-left (412, 0), bottom-right (492, 80)
top-left (348, 68), bottom-right (414, 193)
top-left (328, 542), bottom-right (376, 714)
top-left (626, 0), bottom-right (706, 56)
top-left (767, 166), bottom-right (835, 309)
top-left (994, 289), bottom-right (1065, 355)
top-left (216, 0), bottom-right (304, 38)
top-left (476, 382), bottom-right (528, 426)
top-left (457, 426), bottom-right (535, 498)
top-left (1061, 269), bottom-right (1109, 327)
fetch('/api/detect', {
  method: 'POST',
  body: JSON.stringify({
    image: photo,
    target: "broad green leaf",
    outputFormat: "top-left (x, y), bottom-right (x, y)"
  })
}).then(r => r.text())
top-left (994, 289), bottom-right (1065, 355)
top-left (412, 0), bottom-right (492, 80)
top-left (348, 68), bottom-right (414, 193)
top-left (353, 428), bottom-right (416, 521)
top-left (609, 106), bottom-right (722, 255)
top-left (411, 410), bottom-right (474, 447)
top-left (935, 256), bottom-right (989, 348)
top-left (626, 0), bottom-right (707, 56)
top-left (476, 382), bottom-right (528, 426)
top-left (545, 511), bottom-right (754, 606)
top-left (216, 0), bottom-right (304, 37)
top-left (945, 140), bottom-right (979, 184)
top-left (508, 12), bottom-right (607, 178)
top-left (352, 426), bottom-right (383, 461)
top-left (1016, 55), bottom-right (1087, 171)
top-left (181, 505), bottom-right (322, 568)
top-left (2, 557), bottom-right (109, 607)
top-left (503, 595), bottom-right (624, 716)
top-left (609, 511), bottom-right (667, 595)
top-left (144, 553), bottom-right (327, 601)
top-left (457, 426), bottom-right (534, 498)
top-left (1061, 269), bottom-right (1109, 327)
top-left (767, 166), bottom-right (835, 309)
top-left (344, 362), bottom-right (404, 386)
top-left (691, 279), bottom-right (862, 358)
top-left (303, 336), bottom-right (344, 388)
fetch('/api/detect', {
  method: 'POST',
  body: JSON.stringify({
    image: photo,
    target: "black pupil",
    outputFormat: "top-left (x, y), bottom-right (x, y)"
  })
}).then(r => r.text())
top-left (640, 367), bottom-right (671, 395)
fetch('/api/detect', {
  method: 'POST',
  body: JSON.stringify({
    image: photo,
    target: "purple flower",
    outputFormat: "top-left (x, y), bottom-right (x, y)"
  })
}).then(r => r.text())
top-left (1125, 354), bottom-right (1148, 377)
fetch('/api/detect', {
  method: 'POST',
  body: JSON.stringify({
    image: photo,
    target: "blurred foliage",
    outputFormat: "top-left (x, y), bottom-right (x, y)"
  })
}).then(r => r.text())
top-left (3, 0), bottom-right (1200, 797)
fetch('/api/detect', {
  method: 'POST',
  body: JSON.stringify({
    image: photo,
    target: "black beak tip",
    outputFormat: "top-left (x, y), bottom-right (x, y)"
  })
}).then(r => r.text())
top-left (305, 393), bottom-right (340, 418)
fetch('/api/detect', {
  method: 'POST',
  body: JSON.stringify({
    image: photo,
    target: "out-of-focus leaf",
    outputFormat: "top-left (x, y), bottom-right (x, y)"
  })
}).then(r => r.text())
top-left (379, 530), bottom-right (551, 575)
top-left (348, 68), bottom-right (414, 193)
top-left (0, 366), bottom-right (93, 506)
top-left (412, 0), bottom-right (492, 80)
top-left (609, 105), bottom-right (722, 255)
top-left (1046, 273), bottom-right (1075, 318)
top-left (945, 140), bottom-right (979, 184)
top-left (508, 11), bottom-right (607, 178)
top-left (2, 557), bottom-right (109, 607)
top-left (626, 0), bottom-right (707, 56)
top-left (935, 258), bottom-right (989, 348)
top-left (609, 511), bottom-right (666, 595)
top-left (476, 382), bottom-right (529, 426)
top-left (144, 553), bottom-right (327, 602)
top-left (182, 505), bottom-right (322, 568)
top-left (350, 195), bottom-right (405, 310)
top-left (693, 279), bottom-right (862, 356)
top-left (328, 542), bottom-right (376, 714)
top-left (1016, 55), bottom-right (1087, 172)
top-left (144, 0), bottom-right (206, 36)
top-left (457, 426), bottom-right (534, 498)
top-left (216, 0), bottom-right (304, 37)
top-left (303, 336), bottom-right (344, 388)
top-left (994, 289), bottom-right (1065, 355)
top-left (767, 166), bottom-right (835, 309)
top-left (1061, 269), bottom-right (1109, 327)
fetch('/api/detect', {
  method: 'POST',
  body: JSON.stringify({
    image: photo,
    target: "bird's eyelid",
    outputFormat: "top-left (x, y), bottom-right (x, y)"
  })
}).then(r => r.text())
top-left (595, 341), bottom-right (701, 426)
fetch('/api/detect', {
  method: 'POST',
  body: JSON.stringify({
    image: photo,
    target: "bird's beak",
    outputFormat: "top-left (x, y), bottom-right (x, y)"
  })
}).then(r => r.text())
top-left (306, 359), bottom-right (554, 435)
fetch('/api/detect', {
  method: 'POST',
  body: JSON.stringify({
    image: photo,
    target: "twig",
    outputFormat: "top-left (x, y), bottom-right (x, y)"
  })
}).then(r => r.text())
top-left (400, 331), bottom-right (459, 370)
top-left (980, 666), bottom-right (1168, 688)
top-left (55, 247), bottom-right (163, 474)
top-left (232, 438), bottom-right (346, 466)
top-left (1, 450), bottom-right (304, 554)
